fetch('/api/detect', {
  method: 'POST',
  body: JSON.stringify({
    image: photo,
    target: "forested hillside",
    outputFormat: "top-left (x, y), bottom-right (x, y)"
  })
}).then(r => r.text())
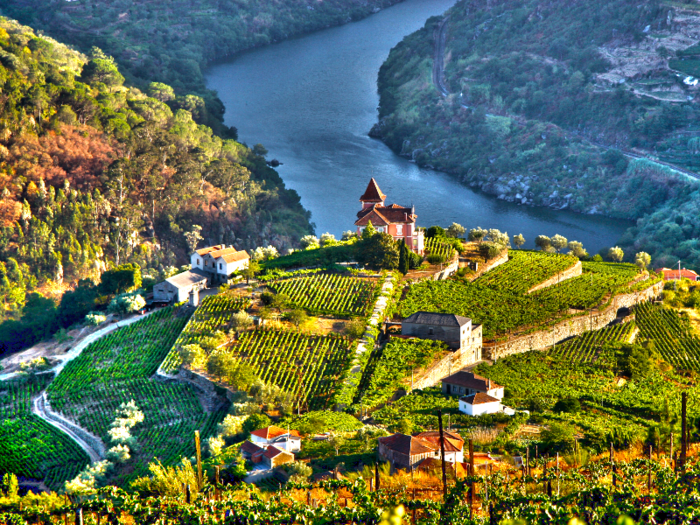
top-left (372, 0), bottom-right (700, 269)
top-left (0, 18), bottom-right (312, 349)
top-left (0, 0), bottom-right (403, 128)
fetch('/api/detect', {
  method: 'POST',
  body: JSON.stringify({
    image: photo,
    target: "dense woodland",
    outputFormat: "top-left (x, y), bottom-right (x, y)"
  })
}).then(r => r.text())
top-left (373, 0), bottom-right (700, 269)
top-left (0, 18), bottom-right (313, 353)
top-left (0, 0), bottom-right (403, 131)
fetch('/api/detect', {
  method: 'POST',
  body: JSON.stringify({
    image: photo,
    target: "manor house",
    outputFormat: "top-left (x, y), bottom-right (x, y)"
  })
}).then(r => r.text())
top-left (354, 178), bottom-right (425, 254)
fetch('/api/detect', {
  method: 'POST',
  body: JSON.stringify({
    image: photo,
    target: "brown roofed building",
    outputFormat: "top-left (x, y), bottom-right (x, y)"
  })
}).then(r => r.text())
top-left (262, 445), bottom-right (295, 469)
top-left (441, 370), bottom-right (504, 399)
top-left (459, 392), bottom-right (503, 416)
top-left (354, 178), bottom-right (424, 255)
top-left (190, 244), bottom-right (250, 283)
top-left (378, 431), bottom-right (464, 469)
top-left (152, 268), bottom-right (209, 303)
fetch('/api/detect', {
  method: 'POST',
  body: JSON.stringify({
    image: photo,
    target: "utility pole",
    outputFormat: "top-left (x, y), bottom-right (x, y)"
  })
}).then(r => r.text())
top-left (681, 392), bottom-right (688, 471)
top-left (438, 410), bottom-right (448, 499)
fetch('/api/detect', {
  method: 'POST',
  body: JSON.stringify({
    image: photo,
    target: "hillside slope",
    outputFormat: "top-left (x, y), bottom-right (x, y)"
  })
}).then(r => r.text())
top-left (0, 18), bottom-right (312, 348)
top-left (371, 0), bottom-right (700, 269)
top-left (0, 0), bottom-right (403, 120)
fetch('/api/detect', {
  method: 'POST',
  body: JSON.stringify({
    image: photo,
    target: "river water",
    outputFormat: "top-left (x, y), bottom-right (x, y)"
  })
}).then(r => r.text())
top-left (206, 0), bottom-right (629, 252)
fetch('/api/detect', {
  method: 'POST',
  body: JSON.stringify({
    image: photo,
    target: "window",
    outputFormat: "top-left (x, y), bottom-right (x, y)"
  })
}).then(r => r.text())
top-left (219, 263), bottom-right (222, 270)
top-left (396, 224), bottom-right (403, 235)
top-left (197, 258), bottom-right (200, 265)
top-left (429, 328), bottom-right (434, 335)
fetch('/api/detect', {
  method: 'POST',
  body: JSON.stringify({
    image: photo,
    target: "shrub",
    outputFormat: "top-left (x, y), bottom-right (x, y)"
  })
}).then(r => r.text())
top-left (427, 253), bottom-right (447, 265)
top-left (552, 397), bottom-right (581, 413)
top-left (84, 312), bottom-right (107, 326)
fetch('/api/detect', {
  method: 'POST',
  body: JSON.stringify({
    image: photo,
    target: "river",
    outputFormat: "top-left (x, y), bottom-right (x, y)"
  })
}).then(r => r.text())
top-left (206, 0), bottom-right (629, 253)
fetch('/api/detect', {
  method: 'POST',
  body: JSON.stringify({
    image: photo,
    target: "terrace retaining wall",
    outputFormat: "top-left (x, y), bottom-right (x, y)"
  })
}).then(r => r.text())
top-left (409, 342), bottom-right (481, 391)
top-left (483, 280), bottom-right (663, 361)
top-left (526, 261), bottom-right (582, 294)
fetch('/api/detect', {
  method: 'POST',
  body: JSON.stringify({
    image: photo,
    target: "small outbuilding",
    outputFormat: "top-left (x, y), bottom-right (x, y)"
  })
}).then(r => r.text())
top-left (401, 312), bottom-right (482, 362)
top-left (441, 370), bottom-right (504, 399)
top-left (459, 393), bottom-right (503, 416)
top-left (153, 269), bottom-right (209, 303)
top-left (262, 445), bottom-right (295, 469)
top-left (659, 267), bottom-right (699, 281)
top-left (377, 431), bottom-right (464, 470)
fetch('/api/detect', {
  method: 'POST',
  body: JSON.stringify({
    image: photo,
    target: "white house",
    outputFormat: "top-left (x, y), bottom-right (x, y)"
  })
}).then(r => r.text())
top-left (250, 426), bottom-right (302, 453)
top-left (191, 244), bottom-right (250, 283)
top-left (459, 393), bottom-right (503, 416)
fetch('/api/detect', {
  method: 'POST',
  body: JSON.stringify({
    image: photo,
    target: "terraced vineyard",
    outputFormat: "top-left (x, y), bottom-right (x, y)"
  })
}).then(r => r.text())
top-left (160, 293), bottom-right (249, 372)
top-left (476, 250), bottom-right (579, 293)
top-left (550, 322), bottom-right (636, 363)
top-left (230, 329), bottom-right (352, 409)
top-left (636, 302), bottom-right (700, 370)
top-left (47, 308), bottom-right (228, 486)
top-left (425, 237), bottom-right (455, 261)
top-left (268, 273), bottom-right (379, 317)
top-left (0, 375), bottom-right (89, 490)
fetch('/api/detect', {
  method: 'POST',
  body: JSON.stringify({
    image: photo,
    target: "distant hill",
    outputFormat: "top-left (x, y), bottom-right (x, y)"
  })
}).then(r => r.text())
top-left (0, 0), bottom-right (403, 126)
top-left (0, 18), bottom-right (311, 349)
top-left (371, 0), bottom-right (700, 269)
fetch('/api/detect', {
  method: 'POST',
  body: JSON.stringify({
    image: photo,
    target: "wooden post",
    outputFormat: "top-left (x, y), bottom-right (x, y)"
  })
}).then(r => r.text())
top-left (215, 466), bottom-right (220, 501)
top-left (681, 392), bottom-right (688, 471)
top-left (186, 484), bottom-right (192, 504)
top-left (526, 446), bottom-right (530, 477)
top-left (469, 439), bottom-right (474, 518)
top-left (609, 442), bottom-right (614, 462)
top-left (195, 430), bottom-right (203, 490)
top-left (74, 508), bottom-right (83, 525)
top-left (670, 432), bottom-right (674, 466)
top-left (375, 461), bottom-right (380, 491)
top-left (556, 453), bottom-right (560, 496)
top-left (437, 410), bottom-right (448, 500)
top-left (648, 445), bottom-right (653, 492)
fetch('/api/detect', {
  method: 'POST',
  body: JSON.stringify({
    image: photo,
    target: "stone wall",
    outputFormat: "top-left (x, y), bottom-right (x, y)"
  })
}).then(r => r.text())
top-left (410, 340), bottom-right (481, 391)
top-left (462, 250), bottom-right (509, 281)
top-left (483, 280), bottom-right (663, 361)
top-left (526, 261), bottom-right (582, 294)
top-left (433, 259), bottom-right (459, 281)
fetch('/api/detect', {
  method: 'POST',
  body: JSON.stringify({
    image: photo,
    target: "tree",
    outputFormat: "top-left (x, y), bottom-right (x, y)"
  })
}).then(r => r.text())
top-left (446, 223), bottom-right (466, 238)
top-left (56, 280), bottom-right (98, 328)
top-left (398, 240), bottom-right (409, 275)
top-left (272, 293), bottom-right (289, 310)
top-left (540, 422), bottom-right (576, 451)
top-left (148, 82), bottom-right (176, 102)
top-left (319, 233), bottom-right (337, 246)
top-left (285, 308), bottom-right (308, 328)
top-left (551, 234), bottom-right (568, 253)
top-left (426, 225), bottom-right (445, 238)
top-left (241, 260), bottom-right (260, 284)
top-left (635, 252), bottom-right (651, 270)
top-left (230, 310), bottom-right (252, 336)
top-left (361, 221), bottom-right (377, 241)
top-left (359, 232), bottom-right (399, 270)
top-left (184, 225), bottom-right (203, 254)
top-left (227, 361), bottom-right (258, 390)
top-left (299, 235), bottom-right (319, 249)
top-left (107, 294), bottom-right (145, 315)
top-left (394, 418), bottom-right (413, 435)
top-left (512, 234), bottom-right (525, 248)
top-left (207, 351), bottom-right (237, 382)
top-left (1, 473), bottom-right (18, 499)
top-left (100, 264), bottom-right (142, 295)
top-left (468, 227), bottom-right (487, 243)
top-left (345, 318), bottom-right (366, 339)
top-left (535, 235), bottom-right (552, 252)
top-left (242, 413), bottom-right (272, 436)
top-left (567, 241), bottom-right (588, 259)
top-left (80, 49), bottom-right (125, 89)
top-left (608, 246), bottom-right (625, 263)
top-left (179, 344), bottom-right (206, 369)
top-left (329, 434), bottom-right (345, 456)
top-left (341, 230), bottom-right (356, 241)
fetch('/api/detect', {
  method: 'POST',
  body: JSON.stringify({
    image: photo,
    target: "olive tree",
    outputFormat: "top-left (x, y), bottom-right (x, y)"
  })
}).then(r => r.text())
top-left (512, 234), bottom-right (525, 248)
top-left (551, 234), bottom-right (568, 253)
top-left (567, 241), bottom-right (588, 259)
top-left (446, 222), bottom-right (466, 238)
top-left (635, 251), bottom-right (651, 270)
top-left (608, 246), bottom-right (625, 263)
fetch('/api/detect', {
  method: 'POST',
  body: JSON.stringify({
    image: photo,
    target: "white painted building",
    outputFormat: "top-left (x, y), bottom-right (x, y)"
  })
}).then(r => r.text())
top-left (191, 244), bottom-right (250, 282)
top-left (249, 426), bottom-right (301, 453)
top-left (459, 392), bottom-right (503, 416)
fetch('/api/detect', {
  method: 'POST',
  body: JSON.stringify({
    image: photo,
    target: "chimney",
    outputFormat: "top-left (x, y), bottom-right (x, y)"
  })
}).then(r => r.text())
top-left (404, 212), bottom-right (408, 221)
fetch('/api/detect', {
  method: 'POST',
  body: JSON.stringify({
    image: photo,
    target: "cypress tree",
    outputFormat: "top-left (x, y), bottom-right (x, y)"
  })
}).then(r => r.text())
top-left (398, 239), bottom-right (409, 275)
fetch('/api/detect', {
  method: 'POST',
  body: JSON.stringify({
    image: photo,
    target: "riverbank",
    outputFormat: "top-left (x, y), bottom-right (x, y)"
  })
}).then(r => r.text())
top-left (372, 0), bottom-right (700, 268)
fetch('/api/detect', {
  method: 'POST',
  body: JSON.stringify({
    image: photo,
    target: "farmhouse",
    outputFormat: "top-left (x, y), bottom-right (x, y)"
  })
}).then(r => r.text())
top-left (459, 392), bottom-right (503, 416)
top-left (262, 445), bottom-right (295, 469)
top-left (152, 269), bottom-right (209, 303)
top-left (250, 426), bottom-right (302, 453)
top-left (659, 267), bottom-right (699, 281)
top-left (402, 312), bottom-right (482, 358)
top-left (377, 431), bottom-right (464, 469)
top-left (355, 178), bottom-right (425, 254)
top-left (191, 244), bottom-right (250, 283)
top-left (441, 370), bottom-right (504, 399)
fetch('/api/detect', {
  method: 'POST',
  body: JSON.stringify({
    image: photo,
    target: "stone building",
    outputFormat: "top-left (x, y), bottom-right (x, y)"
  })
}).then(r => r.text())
top-left (191, 244), bottom-right (250, 284)
top-left (153, 269), bottom-right (209, 303)
top-left (402, 311), bottom-right (482, 360)
top-left (441, 370), bottom-right (504, 399)
top-left (377, 431), bottom-right (464, 470)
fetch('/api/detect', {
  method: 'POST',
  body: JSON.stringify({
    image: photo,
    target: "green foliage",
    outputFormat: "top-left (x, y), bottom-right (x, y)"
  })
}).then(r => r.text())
top-left (242, 414), bottom-right (272, 437)
top-left (279, 411), bottom-right (363, 435)
top-left (46, 308), bottom-right (228, 486)
top-left (268, 273), bottom-right (380, 317)
top-left (477, 250), bottom-right (578, 293)
top-left (358, 232), bottom-right (399, 270)
top-left (550, 322), bottom-right (636, 363)
top-left (0, 375), bottom-right (89, 491)
top-left (635, 302), bottom-right (700, 370)
top-left (354, 339), bottom-right (447, 409)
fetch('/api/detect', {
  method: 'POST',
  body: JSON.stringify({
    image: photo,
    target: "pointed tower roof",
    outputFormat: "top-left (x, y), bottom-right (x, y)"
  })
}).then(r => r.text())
top-left (360, 178), bottom-right (386, 203)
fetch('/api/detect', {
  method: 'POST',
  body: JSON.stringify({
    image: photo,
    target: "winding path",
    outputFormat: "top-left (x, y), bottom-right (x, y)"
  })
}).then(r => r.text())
top-left (431, 17), bottom-right (700, 182)
top-left (32, 391), bottom-right (106, 463)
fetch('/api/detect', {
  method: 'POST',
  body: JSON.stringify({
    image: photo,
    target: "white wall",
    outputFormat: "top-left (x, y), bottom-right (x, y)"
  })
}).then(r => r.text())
top-left (459, 400), bottom-right (502, 416)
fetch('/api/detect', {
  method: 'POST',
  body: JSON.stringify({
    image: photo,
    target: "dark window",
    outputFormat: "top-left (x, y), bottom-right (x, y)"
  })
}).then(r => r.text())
top-left (429, 328), bottom-right (434, 335)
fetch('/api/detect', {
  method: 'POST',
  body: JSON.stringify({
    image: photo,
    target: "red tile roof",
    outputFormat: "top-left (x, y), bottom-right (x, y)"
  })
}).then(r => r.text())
top-left (263, 445), bottom-right (293, 459)
top-left (355, 204), bottom-right (416, 227)
top-left (241, 440), bottom-right (264, 455)
top-left (379, 433), bottom-right (435, 456)
top-left (196, 244), bottom-right (225, 256)
top-left (442, 370), bottom-right (502, 391)
top-left (660, 268), bottom-right (699, 281)
top-left (415, 431), bottom-right (464, 453)
top-left (360, 178), bottom-right (386, 202)
top-left (251, 426), bottom-right (299, 440)
top-left (221, 250), bottom-right (250, 263)
top-left (461, 392), bottom-right (500, 405)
